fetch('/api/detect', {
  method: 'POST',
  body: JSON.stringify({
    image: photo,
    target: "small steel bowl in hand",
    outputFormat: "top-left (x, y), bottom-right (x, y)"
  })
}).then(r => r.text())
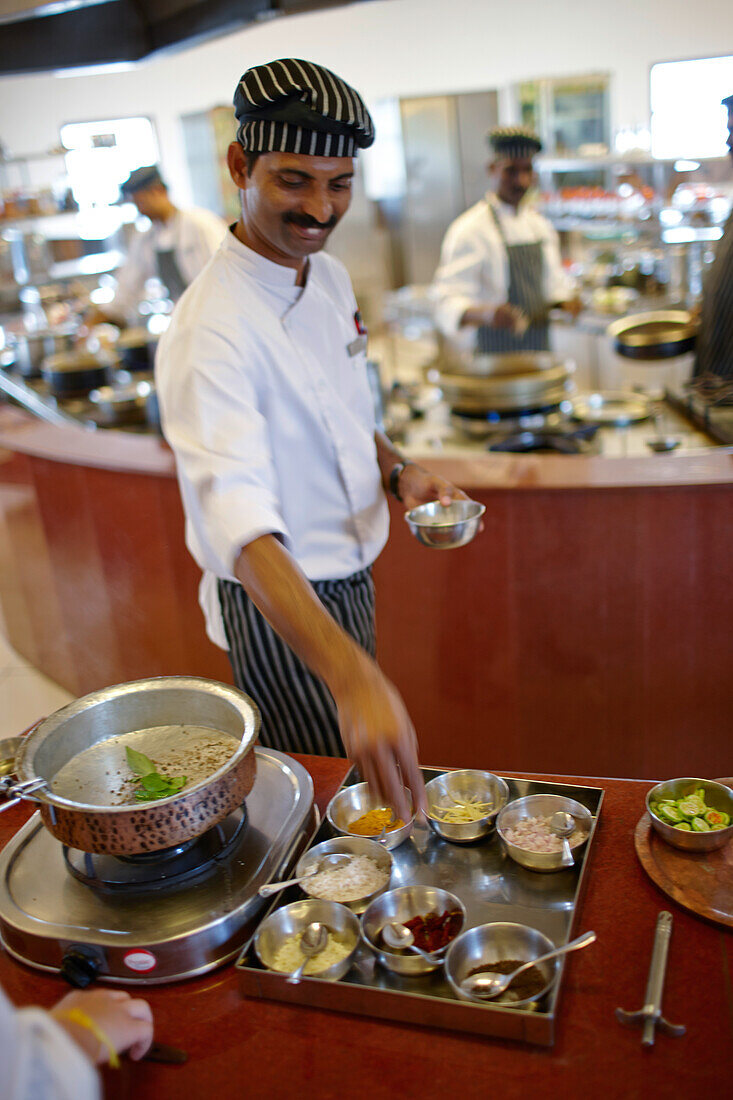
top-left (254, 899), bottom-right (360, 981)
top-left (496, 794), bottom-right (593, 873)
top-left (295, 835), bottom-right (393, 914)
top-left (326, 781), bottom-right (414, 850)
top-left (425, 770), bottom-right (509, 844)
top-left (404, 499), bottom-right (485, 550)
top-left (361, 885), bottom-right (466, 976)
top-left (646, 778), bottom-right (733, 852)
top-left (445, 921), bottom-right (558, 1007)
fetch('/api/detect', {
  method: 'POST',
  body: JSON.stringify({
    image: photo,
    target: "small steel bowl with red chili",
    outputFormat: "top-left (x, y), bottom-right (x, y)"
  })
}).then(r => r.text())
top-left (360, 885), bottom-right (466, 976)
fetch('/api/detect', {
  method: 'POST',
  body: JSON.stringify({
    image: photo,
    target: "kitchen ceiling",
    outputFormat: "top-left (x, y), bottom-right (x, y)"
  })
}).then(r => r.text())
top-left (0, 0), bottom-right (360, 77)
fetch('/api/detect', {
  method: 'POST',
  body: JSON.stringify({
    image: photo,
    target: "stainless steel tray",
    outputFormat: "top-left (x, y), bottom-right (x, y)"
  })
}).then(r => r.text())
top-left (236, 768), bottom-right (603, 1046)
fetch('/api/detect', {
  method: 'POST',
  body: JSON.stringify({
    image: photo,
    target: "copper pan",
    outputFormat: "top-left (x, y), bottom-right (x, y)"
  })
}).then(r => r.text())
top-left (6, 677), bottom-right (259, 855)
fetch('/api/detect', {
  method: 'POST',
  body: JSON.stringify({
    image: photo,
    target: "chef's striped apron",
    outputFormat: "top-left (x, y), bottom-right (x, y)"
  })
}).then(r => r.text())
top-left (218, 567), bottom-right (376, 756)
top-left (694, 211), bottom-right (733, 379)
top-left (477, 202), bottom-right (549, 354)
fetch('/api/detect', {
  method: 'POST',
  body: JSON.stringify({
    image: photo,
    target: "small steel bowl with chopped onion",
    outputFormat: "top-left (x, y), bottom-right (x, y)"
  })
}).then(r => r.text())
top-left (254, 898), bottom-right (360, 981)
top-left (496, 794), bottom-right (593, 873)
top-left (326, 781), bottom-right (415, 850)
top-left (425, 770), bottom-right (509, 844)
top-left (295, 835), bottom-right (393, 914)
top-left (646, 777), bottom-right (733, 853)
top-left (361, 885), bottom-right (466, 976)
top-left (445, 922), bottom-right (558, 1007)
top-left (404, 499), bottom-right (485, 550)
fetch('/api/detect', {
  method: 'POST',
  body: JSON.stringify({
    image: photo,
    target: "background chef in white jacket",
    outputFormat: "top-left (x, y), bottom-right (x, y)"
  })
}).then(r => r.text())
top-left (432, 126), bottom-right (580, 357)
top-left (87, 165), bottom-right (227, 327)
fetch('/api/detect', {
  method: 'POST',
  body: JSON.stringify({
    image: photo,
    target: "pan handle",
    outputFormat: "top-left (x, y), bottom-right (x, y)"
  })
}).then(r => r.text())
top-left (0, 777), bottom-right (48, 810)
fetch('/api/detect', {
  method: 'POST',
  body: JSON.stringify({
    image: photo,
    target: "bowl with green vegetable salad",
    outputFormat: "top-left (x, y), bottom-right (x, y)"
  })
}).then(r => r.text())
top-left (646, 778), bottom-right (733, 852)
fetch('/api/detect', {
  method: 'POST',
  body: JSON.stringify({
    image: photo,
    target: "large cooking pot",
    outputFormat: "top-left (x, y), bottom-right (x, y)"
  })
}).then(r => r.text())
top-left (41, 349), bottom-right (114, 397)
top-left (438, 358), bottom-right (573, 414)
top-left (4, 677), bottom-right (259, 855)
top-left (116, 327), bottom-right (160, 372)
top-left (607, 310), bottom-right (698, 361)
top-left (12, 325), bottom-right (78, 378)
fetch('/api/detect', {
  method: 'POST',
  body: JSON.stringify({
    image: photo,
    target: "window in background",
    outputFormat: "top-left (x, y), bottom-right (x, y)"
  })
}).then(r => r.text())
top-left (512, 75), bottom-right (610, 155)
top-left (60, 117), bottom-right (158, 210)
top-left (651, 56), bottom-right (733, 160)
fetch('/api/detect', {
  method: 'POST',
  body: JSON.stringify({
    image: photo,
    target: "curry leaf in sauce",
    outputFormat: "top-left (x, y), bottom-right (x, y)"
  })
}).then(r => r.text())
top-left (125, 746), bottom-right (187, 802)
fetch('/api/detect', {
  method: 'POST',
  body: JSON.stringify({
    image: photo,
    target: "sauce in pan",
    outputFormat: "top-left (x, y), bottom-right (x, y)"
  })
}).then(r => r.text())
top-left (49, 725), bottom-right (241, 807)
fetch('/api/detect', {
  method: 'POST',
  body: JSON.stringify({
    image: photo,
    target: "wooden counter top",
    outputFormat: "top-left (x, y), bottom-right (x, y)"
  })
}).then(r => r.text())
top-left (1, 404), bottom-right (732, 489)
top-left (0, 755), bottom-right (729, 1098)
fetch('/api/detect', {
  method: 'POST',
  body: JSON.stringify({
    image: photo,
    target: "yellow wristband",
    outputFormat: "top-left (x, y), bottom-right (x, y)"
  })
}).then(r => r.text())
top-left (59, 1008), bottom-right (120, 1069)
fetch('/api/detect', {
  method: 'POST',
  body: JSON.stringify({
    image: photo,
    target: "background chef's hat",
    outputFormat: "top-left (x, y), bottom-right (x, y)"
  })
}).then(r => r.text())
top-left (488, 126), bottom-right (543, 158)
top-left (234, 58), bottom-right (375, 157)
top-left (120, 165), bottom-right (166, 197)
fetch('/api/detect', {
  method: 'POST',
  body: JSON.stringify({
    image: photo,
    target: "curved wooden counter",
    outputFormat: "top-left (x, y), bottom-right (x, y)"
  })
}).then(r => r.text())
top-left (0, 757), bottom-right (730, 1098)
top-left (0, 405), bottom-right (730, 778)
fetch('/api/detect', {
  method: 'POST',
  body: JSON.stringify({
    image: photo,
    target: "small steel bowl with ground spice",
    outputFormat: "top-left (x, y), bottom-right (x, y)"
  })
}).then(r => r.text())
top-left (361, 885), bottom-right (466, 976)
top-left (445, 922), bottom-right (558, 1008)
top-left (326, 782), bottom-right (415, 850)
top-left (294, 835), bottom-right (393, 914)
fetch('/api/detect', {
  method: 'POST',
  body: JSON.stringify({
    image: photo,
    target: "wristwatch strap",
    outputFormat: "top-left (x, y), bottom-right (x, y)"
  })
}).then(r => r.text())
top-left (389, 461), bottom-right (411, 502)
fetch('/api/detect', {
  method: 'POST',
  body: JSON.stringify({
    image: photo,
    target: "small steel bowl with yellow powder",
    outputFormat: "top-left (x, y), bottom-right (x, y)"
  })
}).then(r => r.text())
top-left (326, 781), bottom-right (415, 850)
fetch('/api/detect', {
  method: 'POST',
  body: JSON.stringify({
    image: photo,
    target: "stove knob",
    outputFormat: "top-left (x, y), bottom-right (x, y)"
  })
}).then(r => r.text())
top-left (61, 947), bottom-right (100, 988)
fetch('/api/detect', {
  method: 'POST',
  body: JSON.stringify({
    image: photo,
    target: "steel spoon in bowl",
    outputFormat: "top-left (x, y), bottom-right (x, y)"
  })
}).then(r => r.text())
top-left (381, 921), bottom-right (441, 963)
top-left (548, 811), bottom-right (576, 868)
top-left (259, 854), bottom-right (353, 897)
top-left (286, 922), bottom-right (328, 985)
top-left (460, 930), bottom-right (596, 999)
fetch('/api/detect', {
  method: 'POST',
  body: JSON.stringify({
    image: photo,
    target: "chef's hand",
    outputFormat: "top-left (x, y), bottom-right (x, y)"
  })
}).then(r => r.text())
top-left (397, 463), bottom-right (469, 511)
top-left (332, 650), bottom-right (426, 823)
top-left (52, 988), bottom-right (154, 1064)
top-left (492, 303), bottom-right (528, 332)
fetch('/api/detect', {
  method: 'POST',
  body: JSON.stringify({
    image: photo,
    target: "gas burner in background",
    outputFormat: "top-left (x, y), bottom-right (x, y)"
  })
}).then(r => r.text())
top-left (63, 804), bottom-right (248, 895)
top-left (450, 404), bottom-right (564, 439)
top-left (488, 423), bottom-right (599, 455)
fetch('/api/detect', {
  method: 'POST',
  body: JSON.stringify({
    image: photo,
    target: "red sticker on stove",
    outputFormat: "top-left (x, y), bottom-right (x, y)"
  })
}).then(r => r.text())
top-left (123, 949), bottom-right (157, 972)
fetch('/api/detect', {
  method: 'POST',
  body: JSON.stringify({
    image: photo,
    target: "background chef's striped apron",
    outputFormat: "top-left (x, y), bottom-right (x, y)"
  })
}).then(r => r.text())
top-left (218, 568), bottom-right (376, 756)
top-left (694, 211), bottom-right (733, 379)
top-left (477, 202), bottom-right (549, 354)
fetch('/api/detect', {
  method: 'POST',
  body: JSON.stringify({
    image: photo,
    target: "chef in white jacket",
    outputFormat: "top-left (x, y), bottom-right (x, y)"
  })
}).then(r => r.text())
top-left (157, 58), bottom-right (470, 818)
top-left (88, 165), bottom-right (226, 327)
top-left (432, 126), bottom-right (579, 356)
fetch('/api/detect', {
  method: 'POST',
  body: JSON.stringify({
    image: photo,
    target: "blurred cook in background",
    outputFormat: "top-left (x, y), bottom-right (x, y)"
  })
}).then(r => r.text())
top-left (694, 92), bottom-right (733, 379)
top-left (431, 126), bottom-right (580, 357)
top-left (86, 165), bottom-right (227, 328)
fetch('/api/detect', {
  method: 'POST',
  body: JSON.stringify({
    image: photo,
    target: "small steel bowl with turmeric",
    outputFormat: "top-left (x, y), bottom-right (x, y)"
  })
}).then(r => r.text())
top-left (326, 782), bottom-right (415, 850)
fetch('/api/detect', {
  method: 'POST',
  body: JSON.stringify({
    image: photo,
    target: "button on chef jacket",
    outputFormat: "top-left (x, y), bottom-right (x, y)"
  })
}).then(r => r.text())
top-left (155, 230), bottom-right (389, 649)
top-left (431, 193), bottom-right (574, 353)
top-left (109, 207), bottom-right (227, 325)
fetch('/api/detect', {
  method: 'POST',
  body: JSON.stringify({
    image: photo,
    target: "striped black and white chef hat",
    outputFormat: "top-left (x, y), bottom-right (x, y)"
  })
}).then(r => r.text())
top-left (722, 92), bottom-right (733, 109)
top-left (120, 165), bottom-right (165, 196)
top-left (234, 58), bottom-right (375, 158)
top-left (488, 126), bottom-right (543, 158)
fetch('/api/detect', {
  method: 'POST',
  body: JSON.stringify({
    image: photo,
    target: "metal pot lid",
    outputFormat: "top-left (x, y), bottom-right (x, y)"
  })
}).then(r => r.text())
top-left (439, 364), bottom-right (571, 402)
top-left (569, 391), bottom-right (651, 426)
top-left (42, 351), bottom-right (109, 372)
top-left (607, 311), bottom-right (698, 348)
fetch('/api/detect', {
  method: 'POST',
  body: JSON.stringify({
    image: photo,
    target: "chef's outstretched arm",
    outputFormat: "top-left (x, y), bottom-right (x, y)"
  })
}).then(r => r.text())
top-left (234, 534), bottom-right (425, 819)
top-left (375, 430), bottom-right (469, 510)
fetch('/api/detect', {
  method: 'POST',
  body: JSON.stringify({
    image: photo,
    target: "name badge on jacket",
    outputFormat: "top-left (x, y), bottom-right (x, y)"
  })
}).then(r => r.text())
top-left (347, 309), bottom-right (368, 356)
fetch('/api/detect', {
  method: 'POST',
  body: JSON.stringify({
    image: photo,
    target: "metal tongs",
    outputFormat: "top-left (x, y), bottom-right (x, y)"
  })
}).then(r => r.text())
top-left (615, 910), bottom-right (686, 1046)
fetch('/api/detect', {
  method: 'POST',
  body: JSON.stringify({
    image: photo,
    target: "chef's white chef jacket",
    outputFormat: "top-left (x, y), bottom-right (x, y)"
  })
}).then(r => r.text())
top-left (1, 986), bottom-right (99, 1100)
top-left (108, 207), bottom-right (227, 324)
top-left (155, 230), bottom-right (389, 650)
top-left (431, 193), bottom-right (574, 352)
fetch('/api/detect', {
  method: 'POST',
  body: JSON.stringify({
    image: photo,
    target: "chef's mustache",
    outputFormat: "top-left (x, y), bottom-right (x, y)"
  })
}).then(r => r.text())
top-left (284, 212), bottom-right (338, 230)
